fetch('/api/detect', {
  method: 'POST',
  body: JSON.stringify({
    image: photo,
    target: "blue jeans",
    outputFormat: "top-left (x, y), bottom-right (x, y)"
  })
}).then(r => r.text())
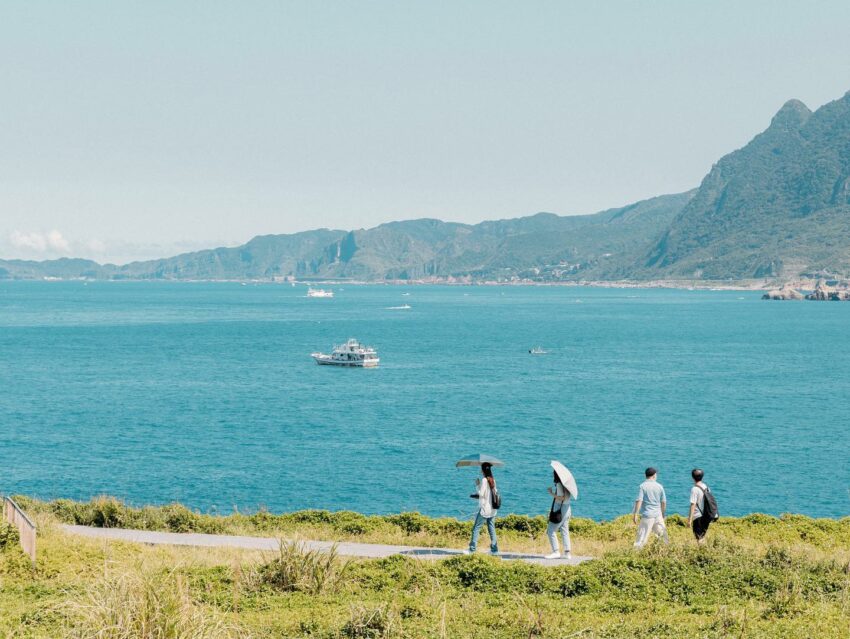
top-left (547, 501), bottom-right (572, 554)
top-left (469, 512), bottom-right (498, 553)
top-left (547, 510), bottom-right (571, 554)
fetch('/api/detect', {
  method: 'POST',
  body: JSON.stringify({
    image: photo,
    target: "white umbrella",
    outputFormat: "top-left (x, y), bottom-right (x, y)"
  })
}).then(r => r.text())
top-left (550, 460), bottom-right (578, 499)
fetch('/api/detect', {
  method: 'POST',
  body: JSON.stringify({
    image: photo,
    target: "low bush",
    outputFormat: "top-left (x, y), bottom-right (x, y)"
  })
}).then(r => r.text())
top-left (0, 521), bottom-right (19, 550)
top-left (257, 540), bottom-right (349, 595)
top-left (341, 604), bottom-right (400, 639)
top-left (496, 514), bottom-right (547, 537)
top-left (64, 568), bottom-right (245, 639)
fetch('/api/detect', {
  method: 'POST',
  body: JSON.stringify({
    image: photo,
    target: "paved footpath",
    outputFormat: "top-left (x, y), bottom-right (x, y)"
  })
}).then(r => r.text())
top-left (61, 525), bottom-right (592, 566)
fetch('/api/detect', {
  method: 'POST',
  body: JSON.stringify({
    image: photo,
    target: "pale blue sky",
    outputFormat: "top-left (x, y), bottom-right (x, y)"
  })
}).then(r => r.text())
top-left (2, 1), bottom-right (849, 263)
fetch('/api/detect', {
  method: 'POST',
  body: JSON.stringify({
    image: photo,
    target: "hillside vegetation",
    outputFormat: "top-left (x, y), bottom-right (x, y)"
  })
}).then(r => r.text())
top-left (1, 496), bottom-right (849, 637)
top-left (0, 193), bottom-right (692, 282)
top-left (3, 89), bottom-right (850, 283)
top-left (640, 92), bottom-right (850, 280)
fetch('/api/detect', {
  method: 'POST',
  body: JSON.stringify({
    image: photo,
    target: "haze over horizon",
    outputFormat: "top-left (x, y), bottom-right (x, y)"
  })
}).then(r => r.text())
top-left (3, 1), bottom-right (850, 264)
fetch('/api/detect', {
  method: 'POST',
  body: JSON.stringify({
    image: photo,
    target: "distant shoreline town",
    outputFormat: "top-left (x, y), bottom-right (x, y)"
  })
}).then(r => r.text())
top-left (7, 274), bottom-right (850, 295)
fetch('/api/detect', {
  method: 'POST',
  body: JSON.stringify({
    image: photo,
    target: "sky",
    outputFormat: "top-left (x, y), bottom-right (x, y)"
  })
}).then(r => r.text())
top-left (2, 1), bottom-right (850, 264)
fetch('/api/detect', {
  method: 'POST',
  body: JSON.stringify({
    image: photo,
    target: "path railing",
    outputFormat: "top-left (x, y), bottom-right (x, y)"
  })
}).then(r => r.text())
top-left (3, 496), bottom-right (36, 567)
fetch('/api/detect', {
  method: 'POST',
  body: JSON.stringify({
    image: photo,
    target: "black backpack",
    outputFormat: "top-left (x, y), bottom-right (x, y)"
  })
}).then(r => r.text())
top-left (490, 483), bottom-right (502, 510)
top-left (697, 485), bottom-right (719, 521)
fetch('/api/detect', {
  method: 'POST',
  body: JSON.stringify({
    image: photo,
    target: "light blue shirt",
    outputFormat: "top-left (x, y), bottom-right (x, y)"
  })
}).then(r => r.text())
top-left (636, 480), bottom-right (667, 518)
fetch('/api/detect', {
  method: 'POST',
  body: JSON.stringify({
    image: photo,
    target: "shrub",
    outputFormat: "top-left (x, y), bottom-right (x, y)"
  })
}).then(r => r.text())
top-left (496, 514), bottom-right (547, 537)
top-left (429, 517), bottom-right (468, 537)
top-left (64, 568), bottom-right (245, 639)
top-left (333, 512), bottom-right (380, 536)
top-left (283, 510), bottom-right (334, 526)
top-left (257, 541), bottom-right (349, 594)
top-left (341, 604), bottom-right (400, 639)
top-left (0, 521), bottom-right (20, 550)
top-left (384, 512), bottom-right (430, 534)
top-left (86, 496), bottom-right (130, 528)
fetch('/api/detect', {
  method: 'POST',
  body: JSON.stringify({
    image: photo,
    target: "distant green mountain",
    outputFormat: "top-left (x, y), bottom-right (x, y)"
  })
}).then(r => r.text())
top-left (641, 91), bottom-right (850, 279)
top-left (0, 193), bottom-right (693, 281)
top-left (4, 88), bottom-right (850, 282)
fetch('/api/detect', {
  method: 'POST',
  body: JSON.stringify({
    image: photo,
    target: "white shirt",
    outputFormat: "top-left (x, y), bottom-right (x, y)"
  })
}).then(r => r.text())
top-left (478, 479), bottom-right (496, 517)
top-left (690, 482), bottom-right (707, 516)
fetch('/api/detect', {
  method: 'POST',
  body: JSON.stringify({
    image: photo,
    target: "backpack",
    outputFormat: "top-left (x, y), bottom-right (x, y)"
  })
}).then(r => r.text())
top-left (490, 483), bottom-right (502, 510)
top-left (697, 485), bottom-right (719, 521)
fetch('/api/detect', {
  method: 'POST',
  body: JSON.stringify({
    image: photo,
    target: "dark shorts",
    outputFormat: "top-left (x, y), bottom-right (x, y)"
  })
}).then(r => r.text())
top-left (692, 515), bottom-right (712, 540)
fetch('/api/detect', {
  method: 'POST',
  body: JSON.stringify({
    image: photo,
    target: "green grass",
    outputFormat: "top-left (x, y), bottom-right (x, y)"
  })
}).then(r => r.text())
top-left (1, 496), bottom-right (849, 638)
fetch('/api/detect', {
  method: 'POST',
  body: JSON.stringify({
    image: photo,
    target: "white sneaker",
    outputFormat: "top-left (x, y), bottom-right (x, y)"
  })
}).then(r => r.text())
top-left (462, 549), bottom-right (472, 555)
top-left (544, 551), bottom-right (561, 559)
top-left (563, 551), bottom-right (572, 560)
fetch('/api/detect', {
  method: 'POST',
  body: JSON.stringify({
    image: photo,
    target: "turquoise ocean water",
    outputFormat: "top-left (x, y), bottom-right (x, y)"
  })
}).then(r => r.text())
top-left (0, 281), bottom-right (847, 521)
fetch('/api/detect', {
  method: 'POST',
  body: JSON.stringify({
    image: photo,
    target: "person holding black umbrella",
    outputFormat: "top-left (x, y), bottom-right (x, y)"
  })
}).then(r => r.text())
top-left (466, 462), bottom-right (500, 554)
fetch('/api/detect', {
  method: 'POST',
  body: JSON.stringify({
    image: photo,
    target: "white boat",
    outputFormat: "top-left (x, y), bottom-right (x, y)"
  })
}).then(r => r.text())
top-left (307, 288), bottom-right (334, 298)
top-left (529, 346), bottom-right (548, 355)
top-left (312, 339), bottom-right (379, 367)
top-left (387, 304), bottom-right (411, 310)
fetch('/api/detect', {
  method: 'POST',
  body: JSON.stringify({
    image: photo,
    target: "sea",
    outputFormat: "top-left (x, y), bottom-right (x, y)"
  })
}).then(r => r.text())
top-left (1, 281), bottom-right (848, 521)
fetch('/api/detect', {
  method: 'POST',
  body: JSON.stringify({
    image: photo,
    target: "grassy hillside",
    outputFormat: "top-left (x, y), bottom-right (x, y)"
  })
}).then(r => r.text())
top-left (2, 496), bottom-right (849, 637)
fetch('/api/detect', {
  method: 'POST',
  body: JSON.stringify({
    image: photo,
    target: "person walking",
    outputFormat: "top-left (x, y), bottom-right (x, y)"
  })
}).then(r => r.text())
top-left (545, 469), bottom-right (572, 559)
top-left (687, 468), bottom-right (716, 543)
top-left (466, 462), bottom-right (499, 554)
top-left (633, 467), bottom-right (669, 548)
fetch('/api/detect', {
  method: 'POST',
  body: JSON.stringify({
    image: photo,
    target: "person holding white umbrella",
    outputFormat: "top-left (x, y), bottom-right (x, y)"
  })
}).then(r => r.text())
top-left (545, 460), bottom-right (578, 560)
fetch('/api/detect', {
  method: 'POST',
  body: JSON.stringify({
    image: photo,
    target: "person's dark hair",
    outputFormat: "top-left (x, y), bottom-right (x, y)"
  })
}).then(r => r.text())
top-left (645, 467), bottom-right (657, 478)
top-left (692, 468), bottom-right (704, 482)
top-left (482, 463), bottom-right (495, 488)
top-left (553, 470), bottom-right (560, 484)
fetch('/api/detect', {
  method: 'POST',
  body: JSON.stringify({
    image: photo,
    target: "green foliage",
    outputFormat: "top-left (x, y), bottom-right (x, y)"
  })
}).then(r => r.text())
top-left (0, 193), bottom-right (693, 282)
top-left (341, 604), bottom-right (401, 639)
top-left (17, 495), bottom-right (226, 535)
top-left (0, 521), bottom-right (20, 550)
top-left (257, 541), bottom-right (349, 595)
top-left (495, 513), bottom-right (547, 537)
top-left (8, 90), bottom-right (850, 284)
top-left (63, 569), bottom-right (245, 639)
top-left (3, 498), bottom-right (850, 637)
top-left (644, 92), bottom-right (850, 279)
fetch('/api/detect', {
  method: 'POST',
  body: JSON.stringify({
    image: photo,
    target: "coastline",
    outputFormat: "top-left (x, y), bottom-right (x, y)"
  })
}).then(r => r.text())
top-left (3, 276), bottom-right (779, 291)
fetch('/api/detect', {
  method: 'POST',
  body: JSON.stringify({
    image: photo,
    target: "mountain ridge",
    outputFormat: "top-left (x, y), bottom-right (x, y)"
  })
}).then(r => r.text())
top-left (640, 90), bottom-right (850, 280)
top-left (0, 193), bottom-right (695, 281)
top-left (4, 88), bottom-right (850, 283)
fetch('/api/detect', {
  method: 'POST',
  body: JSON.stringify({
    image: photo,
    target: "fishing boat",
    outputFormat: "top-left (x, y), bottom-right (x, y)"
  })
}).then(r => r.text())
top-left (529, 346), bottom-right (548, 355)
top-left (307, 288), bottom-right (334, 298)
top-left (311, 339), bottom-right (380, 367)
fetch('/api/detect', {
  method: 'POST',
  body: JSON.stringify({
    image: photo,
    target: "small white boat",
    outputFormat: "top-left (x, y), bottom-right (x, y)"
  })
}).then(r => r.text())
top-left (307, 288), bottom-right (334, 298)
top-left (387, 304), bottom-right (411, 310)
top-left (312, 339), bottom-right (379, 367)
top-left (529, 346), bottom-right (548, 355)
top-left (401, 293), bottom-right (411, 296)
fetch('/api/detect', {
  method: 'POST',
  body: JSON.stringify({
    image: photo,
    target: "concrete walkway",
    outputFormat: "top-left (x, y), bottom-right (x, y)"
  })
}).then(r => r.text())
top-left (61, 525), bottom-right (592, 566)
